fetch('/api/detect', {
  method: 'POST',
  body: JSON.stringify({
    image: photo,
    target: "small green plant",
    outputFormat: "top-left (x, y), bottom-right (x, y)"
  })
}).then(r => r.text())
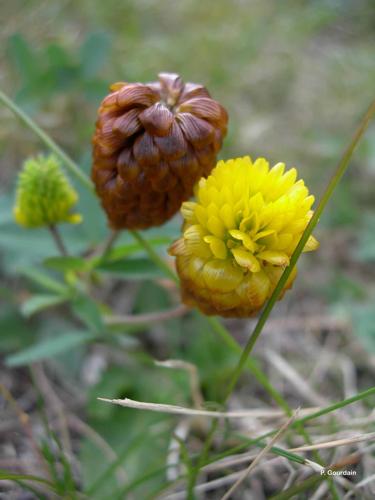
top-left (0, 79), bottom-right (374, 499)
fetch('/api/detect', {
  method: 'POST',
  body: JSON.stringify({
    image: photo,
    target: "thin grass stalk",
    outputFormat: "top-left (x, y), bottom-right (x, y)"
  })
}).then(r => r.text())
top-left (223, 99), bottom-right (375, 402)
top-left (107, 384), bottom-right (375, 497)
top-left (187, 99), bottom-right (375, 497)
top-left (0, 90), bottom-right (94, 192)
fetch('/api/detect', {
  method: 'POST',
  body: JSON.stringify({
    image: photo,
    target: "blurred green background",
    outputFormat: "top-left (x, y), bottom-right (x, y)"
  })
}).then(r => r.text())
top-left (1, 0), bottom-right (375, 497)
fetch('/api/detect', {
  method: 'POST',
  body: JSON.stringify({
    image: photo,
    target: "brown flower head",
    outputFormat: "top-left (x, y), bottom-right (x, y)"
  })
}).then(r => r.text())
top-left (92, 73), bottom-right (228, 229)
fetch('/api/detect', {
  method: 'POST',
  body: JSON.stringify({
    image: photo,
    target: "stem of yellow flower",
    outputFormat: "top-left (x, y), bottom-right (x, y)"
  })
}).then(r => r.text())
top-left (187, 99), bottom-right (375, 496)
top-left (224, 98), bottom-right (375, 402)
top-left (129, 231), bottom-right (290, 411)
top-left (48, 225), bottom-right (69, 257)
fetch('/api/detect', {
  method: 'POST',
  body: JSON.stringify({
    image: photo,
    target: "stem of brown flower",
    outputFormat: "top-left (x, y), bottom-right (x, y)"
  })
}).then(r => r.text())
top-left (48, 224), bottom-right (69, 257)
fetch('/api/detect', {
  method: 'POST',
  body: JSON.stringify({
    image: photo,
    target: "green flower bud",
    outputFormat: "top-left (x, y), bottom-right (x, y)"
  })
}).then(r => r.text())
top-left (13, 154), bottom-right (82, 228)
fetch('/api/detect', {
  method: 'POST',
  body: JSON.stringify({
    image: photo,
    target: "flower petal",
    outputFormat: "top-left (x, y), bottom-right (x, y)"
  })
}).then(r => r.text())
top-left (139, 103), bottom-right (174, 136)
top-left (257, 250), bottom-right (289, 266)
top-left (204, 235), bottom-right (227, 259)
top-left (231, 248), bottom-right (260, 272)
top-left (202, 259), bottom-right (243, 292)
top-left (303, 235), bottom-right (319, 252)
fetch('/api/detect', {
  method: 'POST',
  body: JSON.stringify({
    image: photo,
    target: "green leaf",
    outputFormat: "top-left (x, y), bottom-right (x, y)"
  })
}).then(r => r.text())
top-left (6, 330), bottom-right (96, 366)
top-left (7, 34), bottom-right (39, 83)
top-left (71, 295), bottom-right (104, 333)
top-left (44, 256), bottom-right (89, 272)
top-left (0, 470), bottom-right (55, 489)
top-left (19, 266), bottom-right (68, 294)
top-left (20, 294), bottom-right (68, 317)
top-left (0, 307), bottom-right (36, 352)
top-left (356, 214), bottom-right (375, 262)
top-left (79, 32), bottom-right (111, 78)
top-left (104, 236), bottom-right (173, 262)
top-left (96, 258), bottom-right (164, 280)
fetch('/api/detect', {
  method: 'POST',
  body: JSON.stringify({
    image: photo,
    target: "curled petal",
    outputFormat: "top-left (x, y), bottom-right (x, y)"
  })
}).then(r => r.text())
top-left (169, 150), bottom-right (199, 180)
top-left (154, 121), bottom-right (187, 160)
top-left (257, 250), bottom-right (289, 266)
top-left (207, 215), bottom-right (225, 238)
top-left (139, 103), bottom-right (174, 136)
top-left (204, 235), bottom-right (227, 259)
top-left (117, 149), bottom-right (140, 181)
top-left (229, 229), bottom-right (256, 252)
top-left (231, 248), bottom-right (260, 272)
top-left (113, 108), bottom-right (142, 138)
top-left (101, 92), bottom-right (118, 108)
top-left (177, 113), bottom-right (214, 147)
top-left (236, 271), bottom-right (270, 309)
top-left (181, 201), bottom-right (197, 222)
top-left (117, 84), bottom-right (157, 108)
top-left (202, 259), bottom-right (243, 292)
top-left (303, 235), bottom-right (319, 252)
top-left (195, 144), bottom-right (216, 168)
top-left (169, 238), bottom-right (188, 256)
top-left (179, 83), bottom-right (211, 103)
top-left (179, 97), bottom-right (227, 123)
top-left (159, 72), bottom-right (184, 105)
top-left (110, 81), bottom-right (127, 92)
top-left (133, 132), bottom-right (160, 166)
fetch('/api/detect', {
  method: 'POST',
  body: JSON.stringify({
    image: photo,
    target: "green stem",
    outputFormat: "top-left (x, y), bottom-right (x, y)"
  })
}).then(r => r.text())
top-left (298, 385), bottom-right (375, 425)
top-left (188, 99), bottom-right (375, 495)
top-left (224, 98), bottom-right (375, 401)
top-left (175, 384), bottom-right (375, 498)
top-left (206, 316), bottom-right (290, 412)
top-left (100, 229), bottom-right (121, 260)
top-left (130, 230), bottom-right (178, 283)
top-left (130, 231), bottom-right (289, 410)
top-left (48, 225), bottom-right (69, 257)
top-left (270, 474), bottom-right (323, 500)
top-left (213, 384), bottom-right (375, 462)
top-left (0, 89), bottom-right (94, 192)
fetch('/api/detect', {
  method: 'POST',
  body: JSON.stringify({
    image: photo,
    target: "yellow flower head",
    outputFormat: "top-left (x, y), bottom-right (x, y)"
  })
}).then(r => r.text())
top-left (14, 155), bottom-right (82, 228)
top-left (169, 156), bottom-right (319, 317)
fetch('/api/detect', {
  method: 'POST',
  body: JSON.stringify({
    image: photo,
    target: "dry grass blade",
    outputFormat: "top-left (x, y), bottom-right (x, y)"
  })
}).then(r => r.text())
top-left (203, 451), bottom-right (323, 476)
top-left (203, 433), bottom-right (375, 479)
top-left (265, 350), bottom-right (330, 406)
top-left (98, 397), bottom-right (316, 419)
top-left (0, 383), bottom-right (50, 482)
top-left (291, 432), bottom-right (375, 452)
top-left (343, 473), bottom-right (375, 499)
top-left (220, 409), bottom-right (300, 500)
top-left (31, 363), bottom-right (72, 457)
top-left (163, 471), bottom-right (244, 500)
top-left (166, 420), bottom-right (191, 482)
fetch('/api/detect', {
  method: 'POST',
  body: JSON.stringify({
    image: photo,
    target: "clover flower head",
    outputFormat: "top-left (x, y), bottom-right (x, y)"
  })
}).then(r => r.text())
top-left (14, 154), bottom-right (82, 228)
top-left (92, 72), bottom-right (228, 229)
top-left (169, 156), bottom-right (319, 317)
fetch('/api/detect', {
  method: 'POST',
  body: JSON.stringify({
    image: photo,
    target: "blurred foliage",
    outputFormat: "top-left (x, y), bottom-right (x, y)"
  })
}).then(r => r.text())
top-left (1, 0), bottom-right (375, 495)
